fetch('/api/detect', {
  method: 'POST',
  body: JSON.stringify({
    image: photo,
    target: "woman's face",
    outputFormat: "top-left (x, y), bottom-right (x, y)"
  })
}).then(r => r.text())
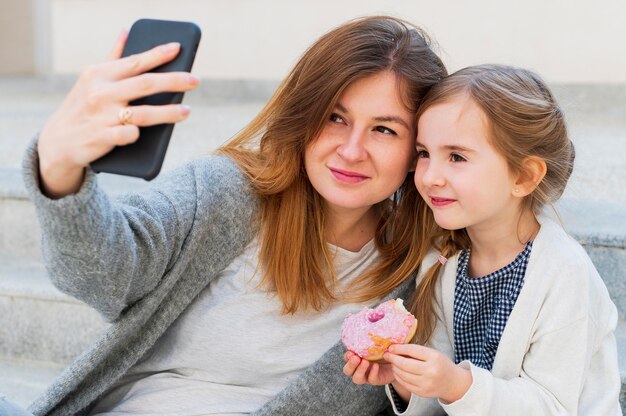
top-left (304, 71), bottom-right (416, 216)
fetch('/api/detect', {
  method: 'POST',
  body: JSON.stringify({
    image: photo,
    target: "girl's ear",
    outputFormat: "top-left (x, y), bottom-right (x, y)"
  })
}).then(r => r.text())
top-left (513, 156), bottom-right (547, 197)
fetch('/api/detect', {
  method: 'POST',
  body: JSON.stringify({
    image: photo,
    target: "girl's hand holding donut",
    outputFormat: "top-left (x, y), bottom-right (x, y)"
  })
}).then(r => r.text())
top-left (38, 30), bottom-right (200, 198)
top-left (384, 344), bottom-right (472, 404)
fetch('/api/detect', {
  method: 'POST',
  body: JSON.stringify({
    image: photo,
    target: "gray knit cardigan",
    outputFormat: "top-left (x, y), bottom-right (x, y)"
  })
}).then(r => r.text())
top-left (22, 140), bottom-right (413, 416)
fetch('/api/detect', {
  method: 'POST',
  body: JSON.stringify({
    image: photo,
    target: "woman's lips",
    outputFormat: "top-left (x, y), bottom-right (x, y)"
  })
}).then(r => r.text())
top-left (430, 196), bottom-right (456, 207)
top-left (330, 167), bottom-right (369, 184)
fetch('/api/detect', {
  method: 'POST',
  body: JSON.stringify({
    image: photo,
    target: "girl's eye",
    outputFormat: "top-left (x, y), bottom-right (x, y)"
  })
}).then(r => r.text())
top-left (329, 113), bottom-right (345, 124)
top-left (450, 153), bottom-right (466, 162)
top-left (374, 126), bottom-right (397, 135)
top-left (416, 150), bottom-right (429, 159)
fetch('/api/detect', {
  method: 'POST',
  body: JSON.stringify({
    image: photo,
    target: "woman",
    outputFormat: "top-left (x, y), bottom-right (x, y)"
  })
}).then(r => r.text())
top-left (20, 16), bottom-right (446, 415)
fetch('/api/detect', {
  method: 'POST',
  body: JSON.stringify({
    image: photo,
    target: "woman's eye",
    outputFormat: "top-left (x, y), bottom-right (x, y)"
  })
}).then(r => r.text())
top-left (450, 153), bottom-right (466, 162)
top-left (329, 113), bottom-right (345, 123)
top-left (416, 150), bottom-right (429, 159)
top-left (375, 126), bottom-right (397, 135)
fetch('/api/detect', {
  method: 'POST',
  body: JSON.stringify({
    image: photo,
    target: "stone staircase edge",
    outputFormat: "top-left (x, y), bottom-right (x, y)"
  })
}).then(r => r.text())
top-left (0, 257), bottom-right (80, 304)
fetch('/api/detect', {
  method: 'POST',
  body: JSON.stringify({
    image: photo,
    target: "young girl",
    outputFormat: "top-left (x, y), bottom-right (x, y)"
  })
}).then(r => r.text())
top-left (343, 64), bottom-right (621, 415)
top-left (15, 16), bottom-right (446, 416)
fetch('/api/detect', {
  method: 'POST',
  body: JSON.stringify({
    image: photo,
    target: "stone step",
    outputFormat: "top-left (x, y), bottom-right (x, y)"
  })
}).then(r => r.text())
top-left (0, 357), bottom-right (64, 410)
top-left (616, 320), bottom-right (626, 412)
top-left (557, 199), bottom-right (626, 319)
top-left (0, 166), bottom-right (152, 259)
top-left (0, 175), bottom-right (41, 260)
top-left (0, 256), bottom-right (108, 364)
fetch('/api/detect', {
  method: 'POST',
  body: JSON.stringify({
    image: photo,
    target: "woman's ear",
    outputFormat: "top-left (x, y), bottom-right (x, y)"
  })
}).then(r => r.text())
top-left (512, 156), bottom-right (547, 197)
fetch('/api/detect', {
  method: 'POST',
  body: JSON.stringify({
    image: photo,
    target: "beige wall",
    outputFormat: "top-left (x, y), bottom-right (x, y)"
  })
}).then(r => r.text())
top-left (0, 0), bottom-right (35, 74)
top-left (28, 0), bottom-right (626, 83)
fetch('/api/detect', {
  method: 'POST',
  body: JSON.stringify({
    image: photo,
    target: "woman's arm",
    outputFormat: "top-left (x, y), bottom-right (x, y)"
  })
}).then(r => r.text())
top-left (253, 340), bottom-right (391, 416)
top-left (24, 140), bottom-right (255, 322)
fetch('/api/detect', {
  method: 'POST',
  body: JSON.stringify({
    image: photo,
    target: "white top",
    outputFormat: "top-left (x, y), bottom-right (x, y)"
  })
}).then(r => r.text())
top-left (387, 215), bottom-right (621, 416)
top-left (92, 238), bottom-right (380, 415)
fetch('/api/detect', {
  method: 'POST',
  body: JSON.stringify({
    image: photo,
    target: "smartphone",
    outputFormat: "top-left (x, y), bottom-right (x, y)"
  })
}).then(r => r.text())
top-left (91, 19), bottom-right (201, 181)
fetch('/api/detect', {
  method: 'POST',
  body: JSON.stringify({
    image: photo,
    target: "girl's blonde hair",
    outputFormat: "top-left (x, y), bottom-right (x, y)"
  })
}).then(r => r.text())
top-left (217, 16), bottom-right (447, 314)
top-left (410, 64), bottom-right (575, 343)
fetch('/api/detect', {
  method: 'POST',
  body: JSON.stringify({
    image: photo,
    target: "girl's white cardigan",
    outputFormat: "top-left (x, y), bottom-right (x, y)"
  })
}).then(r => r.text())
top-left (388, 215), bottom-right (621, 415)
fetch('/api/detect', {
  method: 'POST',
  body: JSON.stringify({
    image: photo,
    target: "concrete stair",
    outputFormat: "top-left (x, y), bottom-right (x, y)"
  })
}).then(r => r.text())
top-left (0, 78), bottom-right (624, 412)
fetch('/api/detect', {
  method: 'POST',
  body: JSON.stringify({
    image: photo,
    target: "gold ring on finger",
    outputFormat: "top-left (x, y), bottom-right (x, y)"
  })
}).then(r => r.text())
top-left (118, 107), bottom-right (133, 125)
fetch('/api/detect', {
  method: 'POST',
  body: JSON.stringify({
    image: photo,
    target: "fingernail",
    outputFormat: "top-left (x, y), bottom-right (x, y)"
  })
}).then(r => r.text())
top-left (181, 105), bottom-right (191, 115)
top-left (188, 75), bottom-right (200, 85)
top-left (163, 42), bottom-right (180, 53)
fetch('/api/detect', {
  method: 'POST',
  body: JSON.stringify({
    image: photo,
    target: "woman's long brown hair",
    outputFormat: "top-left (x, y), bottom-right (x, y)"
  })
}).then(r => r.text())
top-left (218, 16), bottom-right (447, 314)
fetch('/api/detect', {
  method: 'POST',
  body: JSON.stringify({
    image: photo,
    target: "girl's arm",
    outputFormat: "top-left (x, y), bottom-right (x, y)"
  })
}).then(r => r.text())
top-left (381, 316), bottom-right (461, 416)
top-left (438, 254), bottom-right (620, 416)
top-left (385, 344), bottom-right (472, 403)
top-left (391, 256), bottom-right (620, 416)
top-left (23, 140), bottom-right (256, 322)
top-left (440, 316), bottom-right (616, 415)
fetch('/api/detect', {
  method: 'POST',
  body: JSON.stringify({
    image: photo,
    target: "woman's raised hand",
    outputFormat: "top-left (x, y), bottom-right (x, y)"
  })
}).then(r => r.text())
top-left (37, 30), bottom-right (200, 198)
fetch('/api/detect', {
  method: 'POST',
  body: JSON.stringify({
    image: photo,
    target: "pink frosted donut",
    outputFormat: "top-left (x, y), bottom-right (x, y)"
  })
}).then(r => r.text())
top-left (341, 298), bottom-right (417, 361)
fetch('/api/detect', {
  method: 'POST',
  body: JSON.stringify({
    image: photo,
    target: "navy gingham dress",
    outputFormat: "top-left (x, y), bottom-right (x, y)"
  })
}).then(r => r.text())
top-left (453, 241), bottom-right (532, 370)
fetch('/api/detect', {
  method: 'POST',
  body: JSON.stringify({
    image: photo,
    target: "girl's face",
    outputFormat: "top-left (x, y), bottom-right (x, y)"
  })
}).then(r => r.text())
top-left (414, 94), bottom-right (521, 236)
top-left (304, 71), bottom-right (416, 216)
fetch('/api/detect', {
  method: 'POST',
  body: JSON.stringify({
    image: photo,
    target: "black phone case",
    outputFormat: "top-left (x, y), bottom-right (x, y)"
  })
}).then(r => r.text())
top-left (91, 19), bottom-right (201, 180)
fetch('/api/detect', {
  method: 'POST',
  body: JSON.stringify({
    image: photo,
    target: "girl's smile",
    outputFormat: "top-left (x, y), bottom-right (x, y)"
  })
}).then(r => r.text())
top-left (429, 196), bottom-right (457, 207)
